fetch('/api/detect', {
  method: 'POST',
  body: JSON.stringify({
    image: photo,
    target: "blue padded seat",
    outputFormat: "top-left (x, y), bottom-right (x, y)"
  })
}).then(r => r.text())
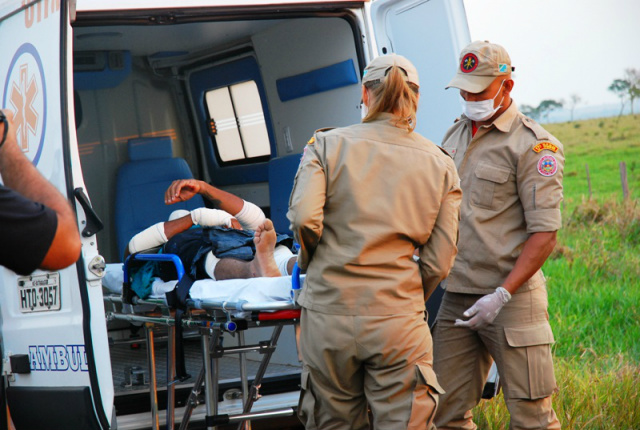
top-left (115, 137), bottom-right (204, 261)
top-left (268, 154), bottom-right (302, 234)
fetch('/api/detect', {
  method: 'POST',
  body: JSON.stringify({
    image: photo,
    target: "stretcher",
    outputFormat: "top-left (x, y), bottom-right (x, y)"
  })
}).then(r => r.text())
top-left (102, 253), bottom-right (303, 430)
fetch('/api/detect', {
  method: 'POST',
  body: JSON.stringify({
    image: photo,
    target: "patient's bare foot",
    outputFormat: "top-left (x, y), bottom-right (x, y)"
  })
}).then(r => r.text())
top-left (252, 219), bottom-right (280, 277)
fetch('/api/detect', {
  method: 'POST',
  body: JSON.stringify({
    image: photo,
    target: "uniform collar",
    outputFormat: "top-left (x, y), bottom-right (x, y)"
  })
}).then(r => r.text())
top-left (491, 101), bottom-right (519, 133)
top-left (366, 112), bottom-right (403, 125)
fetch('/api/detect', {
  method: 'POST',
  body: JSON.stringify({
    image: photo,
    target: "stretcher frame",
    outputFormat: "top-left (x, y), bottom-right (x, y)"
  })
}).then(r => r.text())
top-left (103, 253), bottom-right (302, 430)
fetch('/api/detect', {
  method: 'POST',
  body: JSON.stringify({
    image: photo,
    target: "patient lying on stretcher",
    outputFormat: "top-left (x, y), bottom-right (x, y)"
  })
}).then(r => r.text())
top-left (126, 179), bottom-right (297, 282)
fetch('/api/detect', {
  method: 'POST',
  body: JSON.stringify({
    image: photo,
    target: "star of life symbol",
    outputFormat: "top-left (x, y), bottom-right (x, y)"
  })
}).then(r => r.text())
top-left (3, 43), bottom-right (46, 165)
top-left (10, 63), bottom-right (40, 152)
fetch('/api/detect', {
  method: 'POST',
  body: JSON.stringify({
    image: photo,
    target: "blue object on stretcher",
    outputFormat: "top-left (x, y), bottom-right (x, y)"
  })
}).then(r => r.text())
top-left (291, 262), bottom-right (301, 302)
top-left (122, 253), bottom-right (185, 304)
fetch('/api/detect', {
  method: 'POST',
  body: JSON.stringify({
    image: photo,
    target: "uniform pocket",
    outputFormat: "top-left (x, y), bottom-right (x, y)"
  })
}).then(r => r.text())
top-left (297, 368), bottom-right (318, 429)
top-left (408, 363), bottom-right (445, 429)
top-left (503, 323), bottom-right (557, 399)
top-left (470, 162), bottom-right (512, 210)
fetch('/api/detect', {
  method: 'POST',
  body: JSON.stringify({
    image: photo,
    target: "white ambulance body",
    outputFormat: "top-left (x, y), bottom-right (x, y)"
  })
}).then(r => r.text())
top-left (0, 0), bottom-right (470, 428)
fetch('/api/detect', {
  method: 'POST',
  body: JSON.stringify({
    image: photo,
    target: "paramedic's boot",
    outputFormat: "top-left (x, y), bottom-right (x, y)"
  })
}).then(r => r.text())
top-left (252, 219), bottom-right (281, 277)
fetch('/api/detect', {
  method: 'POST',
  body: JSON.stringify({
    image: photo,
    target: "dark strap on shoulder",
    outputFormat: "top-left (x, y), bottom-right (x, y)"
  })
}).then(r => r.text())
top-left (168, 273), bottom-right (195, 380)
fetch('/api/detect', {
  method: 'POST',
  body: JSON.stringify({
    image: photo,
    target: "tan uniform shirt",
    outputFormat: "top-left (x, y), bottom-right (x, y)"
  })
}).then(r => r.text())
top-left (287, 113), bottom-right (461, 315)
top-left (441, 102), bottom-right (564, 294)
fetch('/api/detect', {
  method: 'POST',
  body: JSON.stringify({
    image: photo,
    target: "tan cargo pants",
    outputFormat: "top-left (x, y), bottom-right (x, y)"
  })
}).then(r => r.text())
top-left (298, 308), bottom-right (444, 430)
top-left (432, 286), bottom-right (561, 430)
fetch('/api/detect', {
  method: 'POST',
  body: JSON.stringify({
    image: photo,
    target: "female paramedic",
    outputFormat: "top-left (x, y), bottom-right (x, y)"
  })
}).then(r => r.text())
top-left (287, 54), bottom-right (462, 430)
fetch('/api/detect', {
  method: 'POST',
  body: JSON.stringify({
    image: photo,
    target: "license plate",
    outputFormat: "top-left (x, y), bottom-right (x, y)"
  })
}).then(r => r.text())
top-left (18, 273), bottom-right (61, 313)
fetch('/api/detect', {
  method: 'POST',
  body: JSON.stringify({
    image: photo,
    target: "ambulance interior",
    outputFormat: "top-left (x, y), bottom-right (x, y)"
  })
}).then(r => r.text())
top-left (72, 12), bottom-right (365, 420)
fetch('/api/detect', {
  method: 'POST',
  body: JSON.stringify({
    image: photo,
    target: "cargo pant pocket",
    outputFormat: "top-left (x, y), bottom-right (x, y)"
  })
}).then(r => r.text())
top-left (297, 368), bottom-right (318, 429)
top-left (408, 363), bottom-right (445, 430)
top-left (503, 323), bottom-right (557, 400)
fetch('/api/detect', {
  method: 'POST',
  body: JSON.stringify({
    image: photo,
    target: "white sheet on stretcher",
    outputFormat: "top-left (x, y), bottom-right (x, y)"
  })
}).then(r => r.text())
top-left (103, 263), bottom-right (295, 304)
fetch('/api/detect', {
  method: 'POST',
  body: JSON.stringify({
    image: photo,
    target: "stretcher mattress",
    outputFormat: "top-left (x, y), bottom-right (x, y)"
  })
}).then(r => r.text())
top-left (103, 263), bottom-right (296, 305)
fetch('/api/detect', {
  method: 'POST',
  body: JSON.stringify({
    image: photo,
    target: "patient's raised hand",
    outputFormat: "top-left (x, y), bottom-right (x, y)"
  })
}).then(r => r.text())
top-left (165, 179), bottom-right (202, 204)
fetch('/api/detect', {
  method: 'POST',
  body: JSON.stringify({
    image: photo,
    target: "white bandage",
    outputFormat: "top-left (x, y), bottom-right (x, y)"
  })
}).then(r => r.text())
top-left (204, 252), bottom-right (220, 280)
top-left (128, 222), bottom-right (168, 254)
top-left (169, 209), bottom-right (190, 222)
top-left (234, 200), bottom-right (266, 231)
top-left (191, 208), bottom-right (234, 227)
top-left (274, 245), bottom-right (295, 276)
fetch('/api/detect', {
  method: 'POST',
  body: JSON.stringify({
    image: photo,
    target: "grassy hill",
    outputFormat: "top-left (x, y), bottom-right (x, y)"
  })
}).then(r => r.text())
top-left (472, 114), bottom-right (640, 429)
top-left (548, 114), bottom-right (640, 202)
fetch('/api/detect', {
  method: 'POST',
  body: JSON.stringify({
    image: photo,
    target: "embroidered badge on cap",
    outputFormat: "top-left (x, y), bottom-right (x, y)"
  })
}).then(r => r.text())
top-left (533, 142), bottom-right (559, 153)
top-left (461, 53), bottom-right (478, 73)
top-left (537, 155), bottom-right (558, 176)
top-left (498, 64), bottom-right (508, 73)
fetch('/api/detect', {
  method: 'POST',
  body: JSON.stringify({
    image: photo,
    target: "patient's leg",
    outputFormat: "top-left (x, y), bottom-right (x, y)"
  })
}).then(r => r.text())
top-left (211, 219), bottom-right (281, 280)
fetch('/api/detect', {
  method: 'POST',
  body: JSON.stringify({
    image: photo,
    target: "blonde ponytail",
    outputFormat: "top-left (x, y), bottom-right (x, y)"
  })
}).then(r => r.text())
top-left (362, 66), bottom-right (419, 132)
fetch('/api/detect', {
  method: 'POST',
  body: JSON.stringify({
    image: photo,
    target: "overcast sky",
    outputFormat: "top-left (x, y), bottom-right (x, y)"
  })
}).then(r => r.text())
top-left (462, 0), bottom-right (640, 108)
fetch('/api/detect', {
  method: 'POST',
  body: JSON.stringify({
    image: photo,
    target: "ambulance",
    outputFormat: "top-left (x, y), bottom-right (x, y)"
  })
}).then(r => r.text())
top-left (0, 0), bottom-right (470, 428)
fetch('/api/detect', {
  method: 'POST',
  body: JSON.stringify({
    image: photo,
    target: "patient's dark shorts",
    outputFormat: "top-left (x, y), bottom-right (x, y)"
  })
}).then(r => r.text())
top-left (160, 227), bottom-right (292, 281)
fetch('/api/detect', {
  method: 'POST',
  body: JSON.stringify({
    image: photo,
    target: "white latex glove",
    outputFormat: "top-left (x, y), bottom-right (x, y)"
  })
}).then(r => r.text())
top-left (455, 287), bottom-right (512, 330)
top-left (190, 208), bottom-right (235, 228)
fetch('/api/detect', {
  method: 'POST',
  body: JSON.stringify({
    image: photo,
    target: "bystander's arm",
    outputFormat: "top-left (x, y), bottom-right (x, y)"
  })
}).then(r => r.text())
top-left (0, 111), bottom-right (81, 270)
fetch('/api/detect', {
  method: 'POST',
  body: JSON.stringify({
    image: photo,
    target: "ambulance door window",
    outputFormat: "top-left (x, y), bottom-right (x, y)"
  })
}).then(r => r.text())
top-left (204, 80), bottom-right (270, 163)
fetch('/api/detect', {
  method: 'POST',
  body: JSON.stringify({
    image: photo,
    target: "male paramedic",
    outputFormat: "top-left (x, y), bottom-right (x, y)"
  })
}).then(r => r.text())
top-left (0, 110), bottom-right (81, 275)
top-left (432, 41), bottom-right (563, 429)
top-left (126, 179), bottom-right (296, 281)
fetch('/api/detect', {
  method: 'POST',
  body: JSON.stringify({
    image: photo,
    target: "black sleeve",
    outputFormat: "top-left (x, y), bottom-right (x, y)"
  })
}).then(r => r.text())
top-left (0, 185), bottom-right (58, 275)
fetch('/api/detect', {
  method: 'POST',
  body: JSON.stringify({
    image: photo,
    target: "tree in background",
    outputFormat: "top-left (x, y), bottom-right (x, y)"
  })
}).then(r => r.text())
top-left (520, 104), bottom-right (540, 121)
top-left (569, 93), bottom-right (582, 122)
top-left (623, 68), bottom-right (640, 115)
top-left (609, 78), bottom-right (631, 117)
top-left (537, 99), bottom-right (563, 123)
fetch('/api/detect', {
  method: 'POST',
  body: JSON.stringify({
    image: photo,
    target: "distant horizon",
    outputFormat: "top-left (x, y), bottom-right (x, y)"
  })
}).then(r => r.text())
top-left (530, 100), bottom-right (640, 124)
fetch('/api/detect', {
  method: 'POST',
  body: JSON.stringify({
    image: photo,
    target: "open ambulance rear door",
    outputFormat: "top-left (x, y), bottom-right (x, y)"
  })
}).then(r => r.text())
top-left (368, 0), bottom-right (470, 323)
top-left (369, 0), bottom-right (470, 144)
top-left (0, 1), bottom-right (114, 429)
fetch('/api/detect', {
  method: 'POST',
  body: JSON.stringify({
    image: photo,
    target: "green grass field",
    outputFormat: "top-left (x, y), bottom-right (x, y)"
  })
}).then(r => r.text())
top-left (471, 114), bottom-right (640, 429)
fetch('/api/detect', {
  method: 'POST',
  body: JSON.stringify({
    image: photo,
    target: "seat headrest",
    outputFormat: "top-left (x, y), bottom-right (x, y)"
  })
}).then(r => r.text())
top-left (128, 136), bottom-right (173, 161)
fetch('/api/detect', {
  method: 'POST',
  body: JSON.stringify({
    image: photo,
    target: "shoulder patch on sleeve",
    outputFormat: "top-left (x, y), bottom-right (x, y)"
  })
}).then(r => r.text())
top-left (521, 116), bottom-right (549, 140)
top-left (307, 136), bottom-right (315, 145)
top-left (537, 155), bottom-right (558, 176)
top-left (532, 141), bottom-right (559, 153)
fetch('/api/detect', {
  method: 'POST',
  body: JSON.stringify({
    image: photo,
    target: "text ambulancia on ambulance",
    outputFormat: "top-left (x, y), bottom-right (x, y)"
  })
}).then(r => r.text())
top-left (0, 0), bottom-right (469, 428)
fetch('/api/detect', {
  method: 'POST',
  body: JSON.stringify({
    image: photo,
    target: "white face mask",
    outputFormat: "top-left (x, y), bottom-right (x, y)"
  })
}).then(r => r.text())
top-left (459, 80), bottom-right (505, 122)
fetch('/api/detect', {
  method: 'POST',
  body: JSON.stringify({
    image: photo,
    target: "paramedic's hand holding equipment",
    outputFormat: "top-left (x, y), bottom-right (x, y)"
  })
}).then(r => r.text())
top-left (454, 286), bottom-right (511, 330)
top-left (0, 109), bottom-right (81, 274)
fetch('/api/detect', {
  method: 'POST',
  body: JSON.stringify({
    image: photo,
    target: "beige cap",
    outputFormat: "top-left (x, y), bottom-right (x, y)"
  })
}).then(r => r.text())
top-left (362, 54), bottom-right (419, 87)
top-left (446, 41), bottom-right (512, 93)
